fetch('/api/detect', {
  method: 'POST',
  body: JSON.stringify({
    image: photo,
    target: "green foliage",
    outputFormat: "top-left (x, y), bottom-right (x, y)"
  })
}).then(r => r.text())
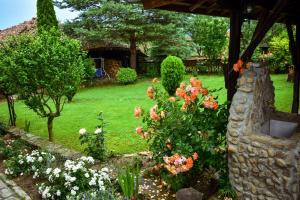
top-left (56, 0), bottom-right (188, 68)
top-left (161, 56), bottom-right (185, 95)
top-left (117, 165), bottom-right (140, 199)
top-left (267, 32), bottom-right (291, 73)
top-left (116, 68), bottom-right (137, 85)
top-left (24, 119), bottom-right (31, 132)
top-left (37, 0), bottom-right (59, 32)
top-left (0, 121), bottom-right (8, 135)
top-left (82, 58), bottom-right (96, 84)
top-left (79, 113), bottom-right (106, 161)
top-left (7, 30), bottom-right (86, 141)
top-left (136, 77), bottom-right (230, 192)
top-left (189, 16), bottom-right (228, 60)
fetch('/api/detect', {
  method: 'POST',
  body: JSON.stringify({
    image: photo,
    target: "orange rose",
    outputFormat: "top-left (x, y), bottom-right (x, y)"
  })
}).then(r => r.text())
top-left (168, 97), bottom-right (176, 102)
top-left (152, 78), bottom-right (159, 83)
top-left (147, 86), bottom-right (154, 99)
top-left (134, 107), bottom-right (142, 118)
top-left (186, 157), bottom-right (193, 169)
top-left (179, 82), bottom-right (186, 89)
top-left (193, 152), bottom-right (198, 161)
top-left (150, 105), bottom-right (160, 121)
top-left (200, 88), bottom-right (208, 96)
top-left (176, 88), bottom-right (186, 98)
top-left (135, 127), bottom-right (143, 136)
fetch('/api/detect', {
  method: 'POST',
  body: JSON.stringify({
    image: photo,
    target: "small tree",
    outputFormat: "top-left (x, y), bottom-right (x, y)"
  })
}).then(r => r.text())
top-left (0, 35), bottom-right (33, 126)
top-left (37, 0), bottom-right (59, 32)
top-left (15, 30), bottom-right (86, 141)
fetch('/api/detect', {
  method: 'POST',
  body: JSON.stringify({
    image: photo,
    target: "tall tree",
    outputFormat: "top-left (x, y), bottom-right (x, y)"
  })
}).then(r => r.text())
top-left (189, 16), bottom-right (228, 73)
top-left (37, 0), bottom-right (59, 32)
top-left (55, 0), bottom-right (184, 69)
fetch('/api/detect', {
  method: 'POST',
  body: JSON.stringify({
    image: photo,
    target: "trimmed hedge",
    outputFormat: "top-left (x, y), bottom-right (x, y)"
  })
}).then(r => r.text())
top-left (161, 56), bottom-right (185, 95)
top-left (116, 68), bottom-right (137, 84)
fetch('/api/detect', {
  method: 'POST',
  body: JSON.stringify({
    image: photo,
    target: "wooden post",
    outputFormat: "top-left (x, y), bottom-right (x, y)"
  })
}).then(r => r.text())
top-left (226, 9), bottom-right (242, 102)
top-left (288, 22), bottom-right (300, 113)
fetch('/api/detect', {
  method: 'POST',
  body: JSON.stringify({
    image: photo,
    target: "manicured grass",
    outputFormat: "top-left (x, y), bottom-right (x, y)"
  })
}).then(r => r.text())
top-left (0, 74), bottom-right (293, 154)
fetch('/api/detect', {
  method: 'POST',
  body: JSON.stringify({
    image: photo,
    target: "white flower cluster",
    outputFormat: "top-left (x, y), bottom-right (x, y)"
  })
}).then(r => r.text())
top-left (38, 156), bottom-right (110, 199)
top-left (4, 150), bottom-right (54, 177)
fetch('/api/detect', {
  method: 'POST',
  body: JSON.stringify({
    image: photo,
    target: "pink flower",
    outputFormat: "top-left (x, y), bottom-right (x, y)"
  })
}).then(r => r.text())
top-left (134, 107), bottom-right (142, 118)
top-left (136, 127), bottom-right (143, 136)
top-left (150, 105), bottom-right (160, 121)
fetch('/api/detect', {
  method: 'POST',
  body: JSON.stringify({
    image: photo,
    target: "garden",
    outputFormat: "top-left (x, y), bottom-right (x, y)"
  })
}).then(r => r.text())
top-left (0, 0), bottom-right (297, 200)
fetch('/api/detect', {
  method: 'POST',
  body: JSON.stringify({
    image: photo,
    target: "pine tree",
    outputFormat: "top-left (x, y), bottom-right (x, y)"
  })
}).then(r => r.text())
top-left (55, 0), bottom-right (189, 70)
top-left (37, 0), bottom-right (59, 32)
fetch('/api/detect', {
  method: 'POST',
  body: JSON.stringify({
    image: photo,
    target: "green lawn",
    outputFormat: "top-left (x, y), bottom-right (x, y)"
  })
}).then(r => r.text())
top-left (0, 74), bottom-right (293, 154)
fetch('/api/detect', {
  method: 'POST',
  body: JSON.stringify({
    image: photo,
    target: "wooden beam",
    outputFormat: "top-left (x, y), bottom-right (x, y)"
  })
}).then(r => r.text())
top-left (241, 0), bottom-right (288, 61)
top-left (189, 0), bottom-right (207, 12)
top-left (143, 0), bottom-right (182, 9)
top-left (287, 22), bottom-right (300, 113)
top-left (226, 8), bottom-right (243, 102)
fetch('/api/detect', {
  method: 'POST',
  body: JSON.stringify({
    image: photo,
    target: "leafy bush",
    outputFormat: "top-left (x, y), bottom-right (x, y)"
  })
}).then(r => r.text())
top-left (266, 32), bottom-right (291, 73)
top-left (0, 121), bottom-right (8, 135)
top-left (0, 139), bottom-right (28, 159)
top-left (135, 77), bottom-right (230, 193)
top-left (116, 68), bottom-right (137, 84)
top-left (79, 113), bottom-right (106, 161)
top-left (160, 56), bottom-right (185, 95)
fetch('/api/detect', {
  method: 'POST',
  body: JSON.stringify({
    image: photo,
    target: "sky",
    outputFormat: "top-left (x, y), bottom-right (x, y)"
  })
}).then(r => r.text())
top-left (0, 0), bottom-right (79, 30)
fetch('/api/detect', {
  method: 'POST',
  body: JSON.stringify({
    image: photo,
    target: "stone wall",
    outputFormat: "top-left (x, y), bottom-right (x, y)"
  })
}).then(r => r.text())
top-left (227, 64), bottom-right (300, 199)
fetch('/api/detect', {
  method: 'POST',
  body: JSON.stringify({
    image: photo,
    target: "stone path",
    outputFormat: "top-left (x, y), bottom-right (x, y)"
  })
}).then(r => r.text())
top-left (0, 173), bottom-right (31, 200)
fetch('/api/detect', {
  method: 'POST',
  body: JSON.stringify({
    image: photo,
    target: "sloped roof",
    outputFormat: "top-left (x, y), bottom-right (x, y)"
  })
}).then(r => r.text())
top-left (0, 18), bottom-right (36, 41)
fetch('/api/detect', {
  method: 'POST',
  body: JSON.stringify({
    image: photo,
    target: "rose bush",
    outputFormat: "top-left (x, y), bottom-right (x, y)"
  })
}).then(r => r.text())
top-left (135, 77), bottom-right (229, 191)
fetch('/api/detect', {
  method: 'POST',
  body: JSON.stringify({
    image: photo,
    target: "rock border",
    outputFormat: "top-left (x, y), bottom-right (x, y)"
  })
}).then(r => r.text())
top-left (0, 173), bottom-right (31, 200)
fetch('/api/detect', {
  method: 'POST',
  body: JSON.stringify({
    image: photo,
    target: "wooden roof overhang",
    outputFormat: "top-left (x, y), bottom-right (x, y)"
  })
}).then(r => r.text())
top-left (143, 0), bottom-right (300, 114)
top-left (142, 0), bottom-right (300, 24)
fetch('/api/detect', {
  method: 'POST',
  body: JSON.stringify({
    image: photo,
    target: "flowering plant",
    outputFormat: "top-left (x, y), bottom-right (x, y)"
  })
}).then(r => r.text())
top-left (37, 156), bottom-right (112, 199)
top-left (135, 77), bottom-right (229, 190)
top-left (79, 112), bottom-right (106, 161)
top-left (4, 150), bottom-right (55, 178)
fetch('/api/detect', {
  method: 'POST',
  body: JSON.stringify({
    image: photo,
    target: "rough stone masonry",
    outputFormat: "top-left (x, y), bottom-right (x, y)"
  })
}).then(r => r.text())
top-left (227, 63), bottom-right (300, 200)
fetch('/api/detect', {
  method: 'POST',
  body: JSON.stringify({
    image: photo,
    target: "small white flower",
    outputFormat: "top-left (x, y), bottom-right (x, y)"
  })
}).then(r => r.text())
top-left (84, 173), bottom-right (90, 178)
top-left (38, 157), bottom-right (43, 162)
top-left (53, 168), bottom-right (61, 177)
top-left (73, 186), bottom-right (79, 191)
top-left (46, 168), bottom-right (52, 175)
top-left (18, 160), bottom-right (24, 164)
top-left (94, 128), bottom-right (102, 134)
top-left (79, 128), bottom-right (87, 135)
top-left (71, 190), bottom-right (76, 196)
top-left (56, 190), bottom-right (61, 196)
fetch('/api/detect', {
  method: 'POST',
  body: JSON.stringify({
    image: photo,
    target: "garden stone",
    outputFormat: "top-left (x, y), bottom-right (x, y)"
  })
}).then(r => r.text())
top-left (176, 187), bottom-right (203, 200)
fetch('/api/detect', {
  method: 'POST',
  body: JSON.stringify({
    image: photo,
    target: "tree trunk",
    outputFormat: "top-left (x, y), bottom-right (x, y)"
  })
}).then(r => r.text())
top-left (130, 33), bottom-right (137, 70)
top-left (47, 116), bottom-right (54, 142)
top-left (5, 95), bottom-right (16, 126)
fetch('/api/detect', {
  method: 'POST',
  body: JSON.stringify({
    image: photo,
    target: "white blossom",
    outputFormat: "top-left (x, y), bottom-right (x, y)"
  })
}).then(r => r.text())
top-left (79, 128), bottom-right (87, 135)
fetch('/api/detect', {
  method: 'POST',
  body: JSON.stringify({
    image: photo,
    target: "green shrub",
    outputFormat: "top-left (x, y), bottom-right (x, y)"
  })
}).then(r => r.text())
top-left (135, 77), bottom-right (231, 194)
top-left (0, 121), bottom-right (8, 135)
top-left (116, 68), bottom-right (137, 84)
top-left (161, 56), bottom-right (185, 95)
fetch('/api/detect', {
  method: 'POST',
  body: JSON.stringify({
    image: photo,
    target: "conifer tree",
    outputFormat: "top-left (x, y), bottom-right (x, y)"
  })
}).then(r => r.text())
top-left (37, 0), bottom-right (59, 32)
